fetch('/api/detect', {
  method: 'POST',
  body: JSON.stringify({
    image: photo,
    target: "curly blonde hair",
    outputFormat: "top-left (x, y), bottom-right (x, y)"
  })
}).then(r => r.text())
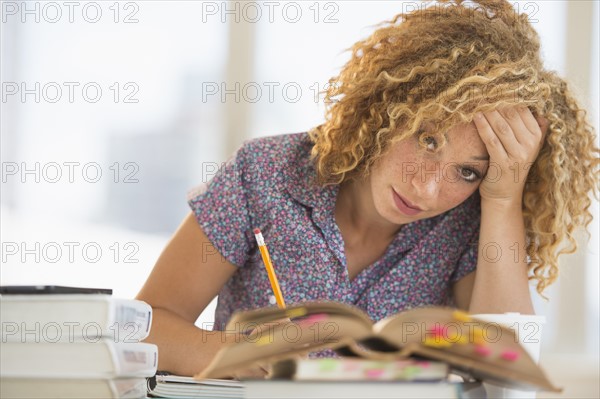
top-left (308, 0), bottom-right (599, 295)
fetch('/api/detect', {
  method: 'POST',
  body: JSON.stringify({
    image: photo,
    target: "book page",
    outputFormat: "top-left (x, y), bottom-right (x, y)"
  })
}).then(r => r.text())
top-left (198, 311), bottom-right (374, 379)
top-left (371, 307), bottom-right (560, 392)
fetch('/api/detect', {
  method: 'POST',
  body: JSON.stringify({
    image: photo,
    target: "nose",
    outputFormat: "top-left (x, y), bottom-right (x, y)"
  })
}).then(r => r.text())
top-left (412, 163), bottom-right (441, 200)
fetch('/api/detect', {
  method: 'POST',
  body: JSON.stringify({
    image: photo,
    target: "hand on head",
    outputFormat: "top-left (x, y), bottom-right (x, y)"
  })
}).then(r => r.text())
top-left (473, 106), bottom-right (547, 202)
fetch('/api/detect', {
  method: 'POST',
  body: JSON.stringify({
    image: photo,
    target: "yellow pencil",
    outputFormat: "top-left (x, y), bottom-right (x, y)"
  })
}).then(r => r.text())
top-left (253, 228), bottom-right (286, 309)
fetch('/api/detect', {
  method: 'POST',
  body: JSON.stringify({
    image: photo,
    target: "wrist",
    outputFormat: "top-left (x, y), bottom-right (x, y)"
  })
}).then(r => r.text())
top-left (480, 196), bottom-right (523, 212)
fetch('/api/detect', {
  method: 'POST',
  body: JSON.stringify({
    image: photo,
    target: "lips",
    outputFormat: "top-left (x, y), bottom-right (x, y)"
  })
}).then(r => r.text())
top-left (392, 190), bottom-right (423, 216)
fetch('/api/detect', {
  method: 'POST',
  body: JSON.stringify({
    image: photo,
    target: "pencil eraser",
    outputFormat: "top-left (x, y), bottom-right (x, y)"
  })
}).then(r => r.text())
top-left (253, 228), bottom-right (261, 234)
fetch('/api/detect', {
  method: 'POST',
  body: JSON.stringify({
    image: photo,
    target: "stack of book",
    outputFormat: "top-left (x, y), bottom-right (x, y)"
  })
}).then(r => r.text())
top-left (0, 285), bottom-right (158, 399)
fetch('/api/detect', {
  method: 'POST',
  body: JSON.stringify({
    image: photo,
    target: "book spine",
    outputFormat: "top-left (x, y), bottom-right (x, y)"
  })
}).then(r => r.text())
top-left (108, 342), bottom-right (158, 378)
top-left (107, 299), bottom-right (152, 343)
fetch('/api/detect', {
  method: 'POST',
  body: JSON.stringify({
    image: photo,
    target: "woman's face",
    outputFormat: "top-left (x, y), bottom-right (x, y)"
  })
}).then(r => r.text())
top-left (369, 122), bottom-right (490, 225)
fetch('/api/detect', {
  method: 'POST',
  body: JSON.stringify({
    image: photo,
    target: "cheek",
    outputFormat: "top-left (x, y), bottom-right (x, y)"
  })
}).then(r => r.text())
top-left (439, 180), bottom-right (480, 209)
top-left (372, 148), bottom-right (414, 185)
top-left (388, 151), bottom-right (419, 179)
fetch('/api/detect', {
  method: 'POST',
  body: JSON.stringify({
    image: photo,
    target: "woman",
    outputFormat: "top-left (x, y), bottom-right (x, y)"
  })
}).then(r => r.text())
top-left (136, 0), bottom-right (599, 377)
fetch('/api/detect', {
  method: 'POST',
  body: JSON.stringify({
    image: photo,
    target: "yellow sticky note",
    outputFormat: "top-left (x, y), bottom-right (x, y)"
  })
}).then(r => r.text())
top-left (472, 327), bottom-right (486, 345)
top-left (447, 331), bottom-right (468, 345)
top-left (423, 337), bottom-right (453, 348)
top-left (255, 334), bottom-right (273, 346)
top-left (452, 310), bottom-right (472, 322)
top-left (285, 308), bottom-right (307, 319)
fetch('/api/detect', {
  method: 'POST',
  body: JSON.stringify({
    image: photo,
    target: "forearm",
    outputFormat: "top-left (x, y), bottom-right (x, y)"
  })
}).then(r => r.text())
top-left (144, 307), bottom-right (240, 377)
top-left (469, 198), bottom-right (535, 314)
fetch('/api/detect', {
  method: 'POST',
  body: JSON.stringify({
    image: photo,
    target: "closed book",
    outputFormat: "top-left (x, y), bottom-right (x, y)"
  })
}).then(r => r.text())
top-left (0, 339), bottom-right (158, 378)
top-left (243, 380), bottom-right (463, 399)
top-left (271, 358), bottom-right (449, 381)
top-left (0, 377), bottom-right (147, 399)
top-left (0, 294), bottom-right (152, 343)
top-left (147, 373), bottom-right (244, 399)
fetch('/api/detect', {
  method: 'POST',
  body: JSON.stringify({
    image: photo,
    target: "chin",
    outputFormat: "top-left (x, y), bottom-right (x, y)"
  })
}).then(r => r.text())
top-left (382, 205), bottom-right (416, 225)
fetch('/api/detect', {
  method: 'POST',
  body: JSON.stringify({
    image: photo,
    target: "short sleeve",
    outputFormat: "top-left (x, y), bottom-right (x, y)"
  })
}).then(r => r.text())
top-left (187, 145), bottom-right (253, 267)
top-left (450, 232), bottom-right (478, 284)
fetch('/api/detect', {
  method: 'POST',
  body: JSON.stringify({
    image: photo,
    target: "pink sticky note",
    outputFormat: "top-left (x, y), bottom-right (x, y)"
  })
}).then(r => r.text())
top-left (296, 313), bottom-right (328, 327)
top-left (474, 345), bottom-right (492, 356)
top-left (429, 325), bottom-right (447, 337)
top-left (365, 368), bottom-right (385, 379)
top-left (501, 350), bottom-right (520, 361)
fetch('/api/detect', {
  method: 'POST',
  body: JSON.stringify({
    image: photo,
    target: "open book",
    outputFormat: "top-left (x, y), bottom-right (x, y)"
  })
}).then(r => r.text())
top-left (196, 302), bottom-right (561, 393)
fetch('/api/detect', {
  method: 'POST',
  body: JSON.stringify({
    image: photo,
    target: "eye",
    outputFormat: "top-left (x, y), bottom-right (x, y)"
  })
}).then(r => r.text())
top-left (423, 135), bottom-right (437, 151)
top-left (459, 167), bottom-right (481, 183)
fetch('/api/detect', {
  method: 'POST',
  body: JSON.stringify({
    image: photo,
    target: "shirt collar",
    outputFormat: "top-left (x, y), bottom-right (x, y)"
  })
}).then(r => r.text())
top-left (282, 136), bottom-right (336, 209)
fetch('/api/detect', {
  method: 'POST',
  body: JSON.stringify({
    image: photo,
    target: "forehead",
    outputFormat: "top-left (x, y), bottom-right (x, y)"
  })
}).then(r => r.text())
top-left (445, 122), bottom-right (488, 157)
